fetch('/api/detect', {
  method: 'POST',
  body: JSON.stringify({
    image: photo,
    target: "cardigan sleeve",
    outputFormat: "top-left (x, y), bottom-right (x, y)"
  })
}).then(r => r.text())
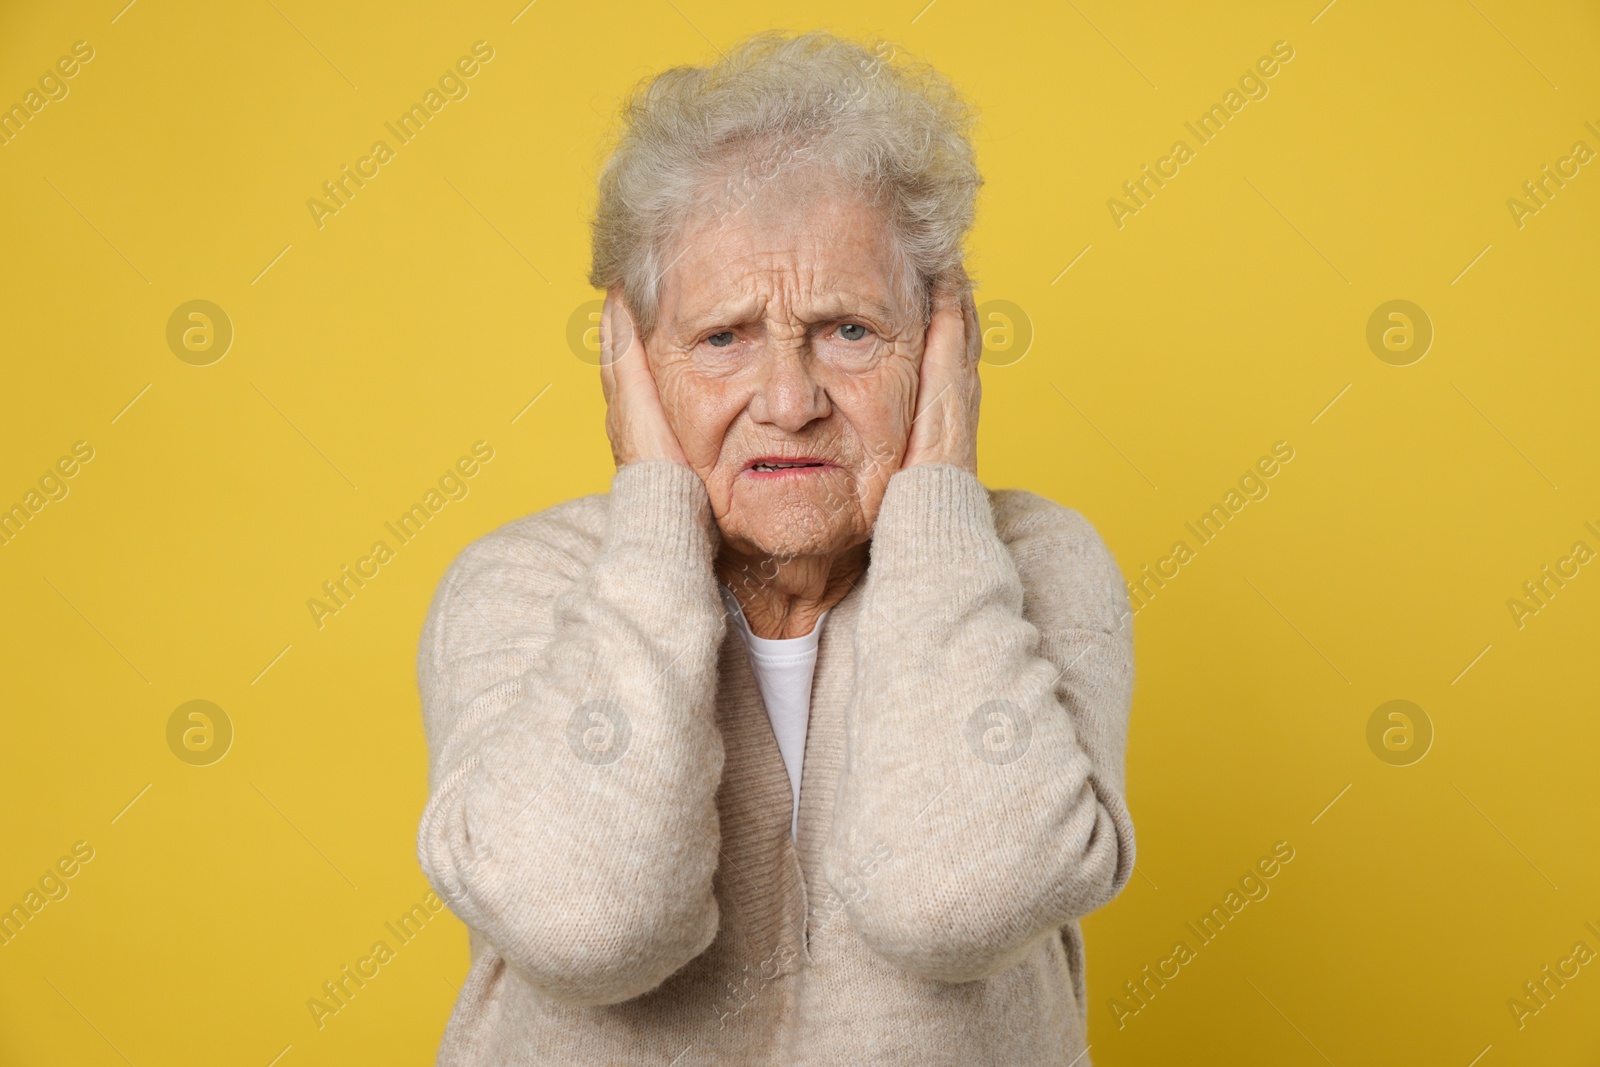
top-left (822, 462), bottom-right (1136, 984)
top-left (415, 460), bottom-right (728, 1006)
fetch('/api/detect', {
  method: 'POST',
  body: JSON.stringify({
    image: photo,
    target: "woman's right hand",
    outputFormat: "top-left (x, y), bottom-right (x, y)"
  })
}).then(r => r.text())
top-left (599, 292), bottom-right (690, 469)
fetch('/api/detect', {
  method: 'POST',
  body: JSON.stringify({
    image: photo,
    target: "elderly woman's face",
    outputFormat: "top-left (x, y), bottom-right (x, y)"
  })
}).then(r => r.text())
top-left (646, 187), bottom-right (924, 562)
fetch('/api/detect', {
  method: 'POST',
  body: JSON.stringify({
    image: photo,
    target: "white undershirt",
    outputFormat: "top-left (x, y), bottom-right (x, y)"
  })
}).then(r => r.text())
top-left (717, 582), bottom-right (830, 840)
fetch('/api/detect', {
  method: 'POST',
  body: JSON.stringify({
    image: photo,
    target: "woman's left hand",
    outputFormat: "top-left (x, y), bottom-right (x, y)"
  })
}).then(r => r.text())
top-left (900, 280), bottom-right (981, 474)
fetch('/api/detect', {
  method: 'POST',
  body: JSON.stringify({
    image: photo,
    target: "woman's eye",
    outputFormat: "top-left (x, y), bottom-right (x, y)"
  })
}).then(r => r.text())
top-left (838, 323), bottom-right (868, 341)
top-left (705, 331), bottom-right (736, 348)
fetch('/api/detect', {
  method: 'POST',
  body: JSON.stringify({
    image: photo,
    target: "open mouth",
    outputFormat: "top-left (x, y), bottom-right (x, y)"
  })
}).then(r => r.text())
top-left (744, 456), bottom-right (832, 477)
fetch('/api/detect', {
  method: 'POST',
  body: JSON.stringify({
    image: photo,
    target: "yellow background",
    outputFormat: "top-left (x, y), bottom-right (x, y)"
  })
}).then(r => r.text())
top-left (2, 0), bottom-right (1597, 1063)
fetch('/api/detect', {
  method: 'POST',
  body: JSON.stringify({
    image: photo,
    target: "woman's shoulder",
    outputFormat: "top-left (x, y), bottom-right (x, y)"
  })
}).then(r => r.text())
top-left (985, 485), bottom-right (1130, 634)
top-left (434, 490), bottom-right (611, 601)
top-left (984, 484), bottom-right (1116, 564)
top-left (418, 490), bottom-right (614, 667)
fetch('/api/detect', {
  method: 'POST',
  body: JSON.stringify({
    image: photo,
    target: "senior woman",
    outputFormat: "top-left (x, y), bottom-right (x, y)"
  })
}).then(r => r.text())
top-left (415, 30), bottom-right (1135, 1067)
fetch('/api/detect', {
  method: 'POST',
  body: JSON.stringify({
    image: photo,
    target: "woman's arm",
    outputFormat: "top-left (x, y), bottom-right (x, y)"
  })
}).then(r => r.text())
top-left (823, 463), bottom-right (1135, 983)
top-left (416, 459), bottom-right (726, 1006)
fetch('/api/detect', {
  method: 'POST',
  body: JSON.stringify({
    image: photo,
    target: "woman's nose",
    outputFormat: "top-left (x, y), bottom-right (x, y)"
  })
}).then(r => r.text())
top-left (749, 346), bottom-right (830, 433)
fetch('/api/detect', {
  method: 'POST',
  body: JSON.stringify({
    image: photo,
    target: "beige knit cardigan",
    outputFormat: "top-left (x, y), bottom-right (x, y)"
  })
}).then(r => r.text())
top-left (415, 460), bottom-right (1136, 1065)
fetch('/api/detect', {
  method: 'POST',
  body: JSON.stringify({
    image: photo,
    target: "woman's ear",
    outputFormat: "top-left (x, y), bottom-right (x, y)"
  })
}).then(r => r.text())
top-left (600, 289), bottom-right (638, 368)
top-left (939, 265), bottom-right (979, 366)
top-left (961, 286), bottom-right (981, 367)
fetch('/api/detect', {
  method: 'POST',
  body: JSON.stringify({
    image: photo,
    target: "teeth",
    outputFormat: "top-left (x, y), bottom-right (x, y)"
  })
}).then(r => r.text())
top-left (754, 462), bottom-right (810, 471)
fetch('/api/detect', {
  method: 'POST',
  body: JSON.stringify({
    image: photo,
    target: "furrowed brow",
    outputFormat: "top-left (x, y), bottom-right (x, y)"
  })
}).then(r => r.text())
top-left (677, 296), bottom-right (764, 338)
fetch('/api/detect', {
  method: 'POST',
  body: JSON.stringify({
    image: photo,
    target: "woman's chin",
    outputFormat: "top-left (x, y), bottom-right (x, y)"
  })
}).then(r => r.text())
top-left (714, 466), bottom-right (867, 559)
top-left (721, 517), bottom-right (858, 565)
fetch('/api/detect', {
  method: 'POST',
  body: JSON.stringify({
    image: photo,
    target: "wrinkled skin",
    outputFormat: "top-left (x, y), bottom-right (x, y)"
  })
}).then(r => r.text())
top-left (599, 178), bottom-right (980, 638)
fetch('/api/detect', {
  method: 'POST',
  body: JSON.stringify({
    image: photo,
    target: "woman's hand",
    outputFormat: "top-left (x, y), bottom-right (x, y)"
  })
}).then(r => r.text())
top-left (900, 280), bottom-right (981, 473)
top-left (599, 292), bottom-right (690, 469)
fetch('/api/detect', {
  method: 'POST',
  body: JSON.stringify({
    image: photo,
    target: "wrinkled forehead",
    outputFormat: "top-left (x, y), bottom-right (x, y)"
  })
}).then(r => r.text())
top-left (653, 174), bottom-right (917, 336)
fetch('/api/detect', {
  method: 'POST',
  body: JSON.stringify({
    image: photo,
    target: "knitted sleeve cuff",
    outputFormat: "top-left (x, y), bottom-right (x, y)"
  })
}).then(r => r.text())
top-left (604, 459), bottom-right (718, 560)
top-left (869, 463), bottom-right (1002, 574)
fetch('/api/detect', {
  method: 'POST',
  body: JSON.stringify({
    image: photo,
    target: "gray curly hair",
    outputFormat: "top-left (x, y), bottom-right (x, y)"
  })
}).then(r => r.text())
top-left (587, 30), bottom-right (983, 339)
